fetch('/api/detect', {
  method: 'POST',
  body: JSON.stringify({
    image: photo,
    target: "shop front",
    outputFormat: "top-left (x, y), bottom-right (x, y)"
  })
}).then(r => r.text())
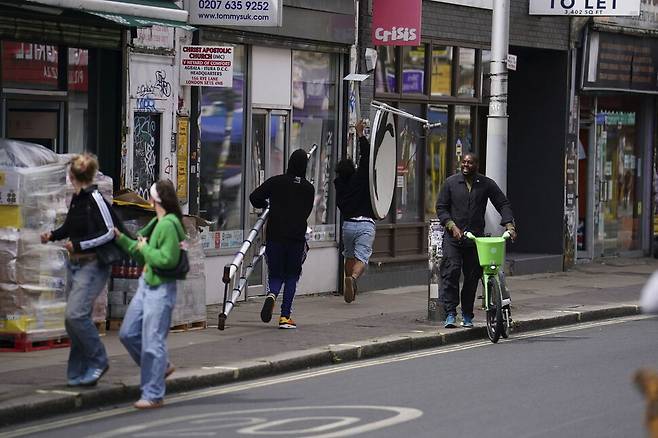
top-left (0, 1), bottom-right (191, 191)
top-left (188, 1), bottom-right (355, 304)
top-left (358, 0), bottom-right (570, 289)
top-left (576, 26), bottom-right (656, 259)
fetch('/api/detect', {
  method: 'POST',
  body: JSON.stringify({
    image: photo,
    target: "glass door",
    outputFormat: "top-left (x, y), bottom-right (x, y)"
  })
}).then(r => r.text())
top-left (595, 110), bottom-right (642, 256)
top-left (245, 109), bottom-right (290, 297)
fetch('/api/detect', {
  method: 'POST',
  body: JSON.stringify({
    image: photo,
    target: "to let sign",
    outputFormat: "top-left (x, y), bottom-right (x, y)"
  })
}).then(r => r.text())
top-left (529, 0), bottom-right (640, 16)
top-left (180, 45), bottom-right (233, 87)
top-left (372, 0), bottom-right (422, 46)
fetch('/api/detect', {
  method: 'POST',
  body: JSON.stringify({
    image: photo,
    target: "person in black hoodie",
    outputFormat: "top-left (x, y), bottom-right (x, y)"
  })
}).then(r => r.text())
top-left (334, 120), bottom-right (377, 303)
top-left (250, 149), bottom-right (314, 329)
top-left (40, 153), bottom-right (122, 387)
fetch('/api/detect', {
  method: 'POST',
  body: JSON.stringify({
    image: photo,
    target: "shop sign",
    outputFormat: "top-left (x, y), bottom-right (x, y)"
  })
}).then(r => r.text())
top-left (583, 31), bottom-right (658, 93)
top-left (595, 0), bottom-right (658, 31)
top-left (369, 108), bottom-right (397, 219)
top-left (181, 45), bottom-right (233, 87)
top-left (188, 0), bottom-right (282, 27)
top-left (529, 0), bottom-right (640, 16)
top-left (372, 0), bottom-right (422, 46)
top-left (176, 117), bottom-right (189, 201)
top-left (134, 26), bottom-right (174, 50)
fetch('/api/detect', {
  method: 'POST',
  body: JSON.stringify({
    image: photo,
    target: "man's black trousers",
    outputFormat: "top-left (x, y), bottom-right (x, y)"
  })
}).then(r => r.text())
top-left (439, 236), bottom-right (482, 318)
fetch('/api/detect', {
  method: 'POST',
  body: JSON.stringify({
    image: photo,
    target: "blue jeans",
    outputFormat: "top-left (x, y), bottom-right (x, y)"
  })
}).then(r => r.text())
top-left (65, 260), bottom-right (110, 380)
top-left (265, 240), bottom-right (306, 318)
top-left (342, 220), bottom-right (376, 264)
top-left (119, 276), bottom-right (177, 401)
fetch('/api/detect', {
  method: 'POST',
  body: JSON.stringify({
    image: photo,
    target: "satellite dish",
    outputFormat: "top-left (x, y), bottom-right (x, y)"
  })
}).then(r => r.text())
top-left (369, 109), bottom-right (396, 220)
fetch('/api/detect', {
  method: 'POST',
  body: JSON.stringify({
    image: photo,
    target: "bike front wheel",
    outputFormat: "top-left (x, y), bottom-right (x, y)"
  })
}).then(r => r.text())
top-left (486, 277), bottom-right (503, 343)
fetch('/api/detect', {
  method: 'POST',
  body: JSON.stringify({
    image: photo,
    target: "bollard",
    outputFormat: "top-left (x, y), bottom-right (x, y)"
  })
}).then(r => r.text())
top-left (428, 219), bottom-right (445, 322)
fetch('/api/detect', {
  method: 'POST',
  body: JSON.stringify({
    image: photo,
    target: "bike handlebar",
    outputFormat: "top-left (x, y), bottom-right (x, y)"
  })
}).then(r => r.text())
top-left (464, 230), bottom-right (511, 240)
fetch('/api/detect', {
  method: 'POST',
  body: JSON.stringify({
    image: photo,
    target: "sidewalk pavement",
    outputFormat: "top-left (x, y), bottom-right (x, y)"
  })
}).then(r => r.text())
top-left (1, 257), bottom-right (657, 426)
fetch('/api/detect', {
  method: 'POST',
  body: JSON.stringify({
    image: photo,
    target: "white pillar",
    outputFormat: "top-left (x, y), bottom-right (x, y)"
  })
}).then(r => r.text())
top-left (485, 0), bottom-right (510, 235)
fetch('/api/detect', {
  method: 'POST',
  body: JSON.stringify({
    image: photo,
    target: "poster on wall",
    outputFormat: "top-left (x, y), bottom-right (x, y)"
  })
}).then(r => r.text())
top-left (133, 113), bottom-right (161, 201)
top-left (177, 117), bottom-right (189, 201)
top-left (372, 0), bottom-right (422, 46)
top-left (188, 0), bottom-right (283, 27)
top-left (529, 0), bottom-right (640, 16)
top-left (181, 45), bottom-right (234, 87)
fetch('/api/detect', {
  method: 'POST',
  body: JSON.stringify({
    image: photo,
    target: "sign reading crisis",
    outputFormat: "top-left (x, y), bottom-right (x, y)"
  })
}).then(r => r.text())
top-left (529, 0), bottom-right (640, 16)
top-left (189, 0), bottom-right (282, 27)
top-left (372, 0), bottom-right (422, 46)
top-left (180, 45), bottom-right (234, 87)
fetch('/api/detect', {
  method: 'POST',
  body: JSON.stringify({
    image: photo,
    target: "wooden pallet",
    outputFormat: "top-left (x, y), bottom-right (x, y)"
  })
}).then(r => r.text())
top-left (0, 332), bottom-right (70, 353)
top-left (170, 320), bottom-right (207, 332)
top-left (107, 319), bottom-right (123, 331)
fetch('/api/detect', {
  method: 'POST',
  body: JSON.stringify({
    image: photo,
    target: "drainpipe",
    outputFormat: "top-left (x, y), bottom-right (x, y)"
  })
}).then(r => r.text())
top-left (484, 0), bottom-right (510, 235)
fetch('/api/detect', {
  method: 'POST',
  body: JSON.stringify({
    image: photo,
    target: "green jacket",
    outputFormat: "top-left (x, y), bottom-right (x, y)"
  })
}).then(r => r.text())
top-left (116, 214), bottom-right (186, 286)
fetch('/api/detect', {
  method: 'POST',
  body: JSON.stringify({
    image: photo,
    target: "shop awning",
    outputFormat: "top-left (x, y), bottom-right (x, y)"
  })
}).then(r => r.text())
top-left (23, 0), bottom-right (193, 29)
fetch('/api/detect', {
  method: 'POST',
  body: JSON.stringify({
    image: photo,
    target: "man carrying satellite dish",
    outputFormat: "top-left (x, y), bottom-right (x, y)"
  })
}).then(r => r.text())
top-left (334, 120), bottom-right (377, 303)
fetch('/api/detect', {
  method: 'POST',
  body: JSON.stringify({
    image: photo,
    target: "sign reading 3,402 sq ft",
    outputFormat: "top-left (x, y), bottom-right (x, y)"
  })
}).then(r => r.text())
top-left (529, 0), bottom-right (640, 16)
top-left (189, 0), bottom-right (282, 27)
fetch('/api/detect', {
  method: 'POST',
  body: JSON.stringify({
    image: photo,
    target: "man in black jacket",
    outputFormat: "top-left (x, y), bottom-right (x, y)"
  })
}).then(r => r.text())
top-left (436, 153), bottom-right (516, 328)
top-left (250, 149), bottom-right (315, 329)
top-left (334, 120), bottom-right (377, 303)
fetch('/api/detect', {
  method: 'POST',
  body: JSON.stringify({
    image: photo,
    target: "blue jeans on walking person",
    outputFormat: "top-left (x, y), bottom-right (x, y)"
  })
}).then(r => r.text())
top-left (342, 220), bottom-right (376, 265)
top-left (265, 240), bottom-right (306, 318)
top-left (65, 260), bottom-right (111, 381)
top-left (119, 276), bottom-right (177, 402)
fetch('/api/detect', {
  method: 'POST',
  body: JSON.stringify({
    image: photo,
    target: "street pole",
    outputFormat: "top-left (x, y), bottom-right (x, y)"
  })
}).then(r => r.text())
top-left (485, 0), bottom-right (510, 235)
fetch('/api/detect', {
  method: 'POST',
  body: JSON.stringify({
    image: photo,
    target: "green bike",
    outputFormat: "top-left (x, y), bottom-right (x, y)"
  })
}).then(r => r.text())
top-left (465, 231), bottom-right (512, 343)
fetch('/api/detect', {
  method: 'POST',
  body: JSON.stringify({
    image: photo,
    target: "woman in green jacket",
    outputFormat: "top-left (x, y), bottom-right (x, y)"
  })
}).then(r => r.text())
top-left (114, 180), bottom-right (186, 409)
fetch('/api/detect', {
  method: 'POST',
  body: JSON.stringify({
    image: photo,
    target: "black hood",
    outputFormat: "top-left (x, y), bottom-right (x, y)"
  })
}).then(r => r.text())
top-left (287, 149), bottom-right (308, 178)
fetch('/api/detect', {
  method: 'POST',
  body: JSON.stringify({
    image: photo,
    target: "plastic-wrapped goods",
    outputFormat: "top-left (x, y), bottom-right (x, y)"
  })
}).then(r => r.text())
top-left (170, 217), bottom-right (206, 327)
top-left (0, 140), bottom-right (111, 342)
top-left (0, 139), bottom-right (59, 168)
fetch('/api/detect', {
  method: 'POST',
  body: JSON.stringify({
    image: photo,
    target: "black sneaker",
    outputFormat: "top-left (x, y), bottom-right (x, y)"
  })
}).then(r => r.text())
top-left (260, 293), bottom-right (276, 323)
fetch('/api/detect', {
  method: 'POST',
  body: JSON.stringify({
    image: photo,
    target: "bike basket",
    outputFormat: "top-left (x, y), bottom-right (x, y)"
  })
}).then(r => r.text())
top-left (474, 237), bottom-right (506, 266)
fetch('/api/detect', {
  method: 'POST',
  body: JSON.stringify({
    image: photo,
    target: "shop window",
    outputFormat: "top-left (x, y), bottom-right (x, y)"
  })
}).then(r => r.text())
top-left (457, 47), bottom-right (476, 98)
top-left (1, 42), bottom-right (60, 90)
top-left (431, 46), bottom-right (452, 97)
top-left (426, 105), bottom-right (449, 220)
top-left (67, 48), bottom-right (89, 154)
top-left (454, 105), bottom-right (473, 166)
top-left (291, 50), bottom-right (338, 242)
top-left (402, 45), bottom-right (426, 95)
top-left (375, 46), bottom-right (398, 93)
top-left (396, 103), bottom-right (423, 223)
top-left (199, 44), bottom-right (246, 240)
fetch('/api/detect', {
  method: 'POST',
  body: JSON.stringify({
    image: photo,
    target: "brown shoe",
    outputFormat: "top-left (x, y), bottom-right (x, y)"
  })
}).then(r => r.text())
top-left (134, 399), bottom-right (164, 409)
top-left (343, 276), bottom-right (355, 303)
top-left (165, 363), bottom-right (176, 379)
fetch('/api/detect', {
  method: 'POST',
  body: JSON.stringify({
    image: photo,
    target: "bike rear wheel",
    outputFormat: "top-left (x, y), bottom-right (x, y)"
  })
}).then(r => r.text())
top-left (485, 277), bottom-right (503, 343)
top-left (499, 276), bottom-right (510, 339)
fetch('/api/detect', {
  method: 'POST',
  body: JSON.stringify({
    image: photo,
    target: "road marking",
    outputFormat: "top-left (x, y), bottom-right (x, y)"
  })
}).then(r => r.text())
top-left (91, 406), bottom-right (422, 438)
top-left (1, 314), bottom-right (652, 438)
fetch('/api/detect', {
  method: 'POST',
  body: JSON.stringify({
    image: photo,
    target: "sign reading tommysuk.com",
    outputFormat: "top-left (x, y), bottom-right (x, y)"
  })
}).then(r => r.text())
top-left (181, 46), bottom-right (234, 87)
top-left (529, 0), bottom-right (640, 16)
top-left (188, 0), bottom-right (282, 26)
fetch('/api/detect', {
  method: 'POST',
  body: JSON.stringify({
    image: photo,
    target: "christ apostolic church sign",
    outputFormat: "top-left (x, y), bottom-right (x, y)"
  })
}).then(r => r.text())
top-left (180, 45), bottom-right (234, 87)
top-left (529, 0), bottom-right (640, 16)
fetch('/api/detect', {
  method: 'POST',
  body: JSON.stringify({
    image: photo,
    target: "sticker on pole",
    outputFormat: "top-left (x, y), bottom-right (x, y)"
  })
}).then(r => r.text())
top-left (181, 45), bottom-right (234, 87)
top-left (369, 109), bottom-right (397, 219)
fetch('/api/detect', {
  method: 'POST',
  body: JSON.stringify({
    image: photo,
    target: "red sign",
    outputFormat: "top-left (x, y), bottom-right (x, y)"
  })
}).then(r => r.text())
top-left (372, 0), bottom-right (422, 46)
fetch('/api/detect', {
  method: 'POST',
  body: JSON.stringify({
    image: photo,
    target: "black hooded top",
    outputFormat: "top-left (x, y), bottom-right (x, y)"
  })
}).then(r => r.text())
top-left (249, 149), bottom-right (315, 243)
top-left (334, 136), bottom-right (376, 219)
